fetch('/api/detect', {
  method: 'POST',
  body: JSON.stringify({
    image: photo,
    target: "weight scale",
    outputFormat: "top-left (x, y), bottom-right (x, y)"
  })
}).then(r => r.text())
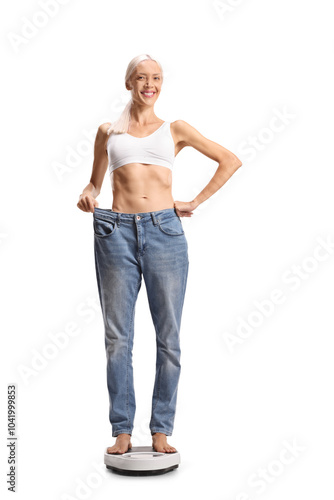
top-left (104, 446), bottom-right (181, 476)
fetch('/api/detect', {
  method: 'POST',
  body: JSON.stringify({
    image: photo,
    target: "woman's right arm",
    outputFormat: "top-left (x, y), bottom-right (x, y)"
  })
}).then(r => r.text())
top-left (77, 122), bottom-right (111, 213)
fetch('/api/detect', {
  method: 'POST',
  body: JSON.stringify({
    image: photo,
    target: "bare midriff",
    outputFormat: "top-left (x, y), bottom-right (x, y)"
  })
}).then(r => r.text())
top-left (111, 163), bottom-right (174, 214)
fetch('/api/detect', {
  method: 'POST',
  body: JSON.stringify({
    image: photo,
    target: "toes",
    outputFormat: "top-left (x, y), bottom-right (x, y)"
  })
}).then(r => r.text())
top-left (152, 437), bottom-right (176, 454)
top-left (107, 446), bottom-right (124, 454)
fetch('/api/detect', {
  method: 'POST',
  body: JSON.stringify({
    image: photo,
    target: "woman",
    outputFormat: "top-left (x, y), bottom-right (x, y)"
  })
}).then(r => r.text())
top-left (77, 54), bottom-right (242, 455)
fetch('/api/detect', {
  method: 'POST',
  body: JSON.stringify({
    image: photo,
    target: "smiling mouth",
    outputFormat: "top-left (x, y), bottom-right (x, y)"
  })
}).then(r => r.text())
top-left (141, 92), bottom-right (156, 97)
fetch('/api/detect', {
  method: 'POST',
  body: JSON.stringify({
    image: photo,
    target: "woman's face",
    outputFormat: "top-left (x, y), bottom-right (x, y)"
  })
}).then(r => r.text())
top-left (128, 60), bottom-right (163, 106)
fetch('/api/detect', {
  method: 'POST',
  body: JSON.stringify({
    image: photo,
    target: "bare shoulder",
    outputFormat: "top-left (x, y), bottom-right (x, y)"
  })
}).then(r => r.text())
top-left (170, 119), bottom-right (191, 135)
top-left (98, 122), bottom-right (112, 135)
top-left (170, 120), bottom-right (205, 146)
top-left (170, 119), bottom-right (194, 147)
top-left (95, 123), bottom-right (111, 151)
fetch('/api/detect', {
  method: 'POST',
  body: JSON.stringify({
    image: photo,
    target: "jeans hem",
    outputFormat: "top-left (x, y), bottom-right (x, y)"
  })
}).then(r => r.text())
top-left (150, 428), bottom-right (173, 437)
top-left (112, 429), bottom-right (132, 437)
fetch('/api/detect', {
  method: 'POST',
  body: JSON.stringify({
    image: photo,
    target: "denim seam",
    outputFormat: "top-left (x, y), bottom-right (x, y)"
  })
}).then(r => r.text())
top-left (152, 363), bottom-right (162, 415)
top-left (157, 221), bottom-right (184, 236)
top-left (126, 274), bottom-right (142, 429)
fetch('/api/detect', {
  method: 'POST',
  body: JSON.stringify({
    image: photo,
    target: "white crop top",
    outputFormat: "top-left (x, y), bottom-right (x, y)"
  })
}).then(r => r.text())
top-left (106, 121), bottom-right (175, 174)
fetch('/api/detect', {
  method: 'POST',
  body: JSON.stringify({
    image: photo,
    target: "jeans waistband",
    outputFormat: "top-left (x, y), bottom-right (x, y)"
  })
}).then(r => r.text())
top-left (93, 207), bottom-right (178, 225)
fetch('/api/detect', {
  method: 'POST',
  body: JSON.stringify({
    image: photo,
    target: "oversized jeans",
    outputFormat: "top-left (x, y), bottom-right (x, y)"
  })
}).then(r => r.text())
top-left (93, 207), bottom-right (189, 437)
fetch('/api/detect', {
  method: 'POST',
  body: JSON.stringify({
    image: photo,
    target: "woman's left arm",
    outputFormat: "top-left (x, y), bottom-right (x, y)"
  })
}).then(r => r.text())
top-left (172, 120), bottom-right (242, 217)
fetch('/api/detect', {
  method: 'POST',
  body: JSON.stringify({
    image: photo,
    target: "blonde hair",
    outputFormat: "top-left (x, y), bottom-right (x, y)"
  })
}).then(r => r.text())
top-left (106, 54), bottom-right (164, 135)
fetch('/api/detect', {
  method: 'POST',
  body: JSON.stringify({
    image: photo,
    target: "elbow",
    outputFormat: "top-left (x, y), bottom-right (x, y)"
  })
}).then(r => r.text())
top-left (230, 153), bottom-right (242, 170)
top-left (219, 155), bottom-right (242, 172)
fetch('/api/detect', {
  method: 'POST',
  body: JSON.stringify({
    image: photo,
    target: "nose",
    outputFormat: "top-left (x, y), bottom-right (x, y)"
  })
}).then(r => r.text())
top-left (144, 78), bottom-right (155, 87)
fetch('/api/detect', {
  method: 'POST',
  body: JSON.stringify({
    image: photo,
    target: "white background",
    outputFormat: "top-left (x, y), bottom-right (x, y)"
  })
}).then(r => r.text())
top-left (1, 0), bottom-right (334, 498)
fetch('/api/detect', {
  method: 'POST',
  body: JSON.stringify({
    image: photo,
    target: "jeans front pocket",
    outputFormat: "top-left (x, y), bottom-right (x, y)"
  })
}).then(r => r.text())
top-left (157, 216), bottom-right (184, 236)
top-left (93, 216), bottom-right (118, 238)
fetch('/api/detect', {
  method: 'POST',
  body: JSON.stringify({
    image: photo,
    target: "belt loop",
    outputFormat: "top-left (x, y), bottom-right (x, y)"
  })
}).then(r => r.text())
top-left (151, 212), bottom-right (158, 225)
top-left (116, 213), bottom-right (121, 227)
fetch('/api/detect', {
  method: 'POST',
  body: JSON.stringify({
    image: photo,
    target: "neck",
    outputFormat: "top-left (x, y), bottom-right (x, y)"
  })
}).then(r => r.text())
top-left (130, 105), bottom-right (158, 126)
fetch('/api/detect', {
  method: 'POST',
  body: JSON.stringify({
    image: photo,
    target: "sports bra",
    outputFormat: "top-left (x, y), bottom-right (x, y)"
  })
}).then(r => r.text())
top-left (106, 121), bottom-right (175, 174)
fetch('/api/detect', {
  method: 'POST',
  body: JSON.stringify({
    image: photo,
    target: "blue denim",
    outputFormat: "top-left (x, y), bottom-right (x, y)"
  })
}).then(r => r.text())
top-left (93, 207), bottom-right (189, 438)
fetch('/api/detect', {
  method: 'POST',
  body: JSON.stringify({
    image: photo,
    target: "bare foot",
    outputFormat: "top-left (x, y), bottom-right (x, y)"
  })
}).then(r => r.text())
top-left (107, 433), bottom-right (132, 454)
top-left (152, 433), bottom-right (176, 453)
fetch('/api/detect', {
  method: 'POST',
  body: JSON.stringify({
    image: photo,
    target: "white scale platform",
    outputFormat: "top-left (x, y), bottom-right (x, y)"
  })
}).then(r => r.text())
top-left (104, 446), bottom-right (181, 476)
